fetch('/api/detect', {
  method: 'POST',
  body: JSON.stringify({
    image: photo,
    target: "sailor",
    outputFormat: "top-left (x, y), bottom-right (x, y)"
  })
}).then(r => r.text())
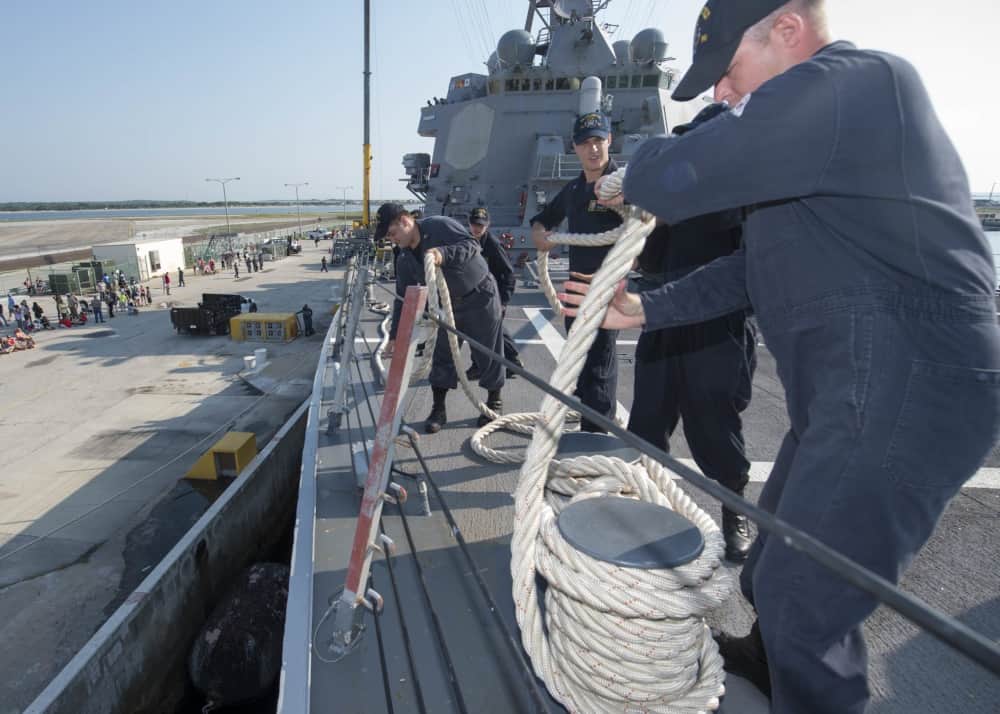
top-left (465, 207), bottom-right (524, 378)
top-left (559, 1), bottom-right (1000, 711)
top-left (377, 202), bottom-right (505, 433)
top-left (298, 304), bottom-right (314, 336)
top-left (629, 103), bottom-right (757, 564)
top-left (531, 111), bottom-right (622, 432)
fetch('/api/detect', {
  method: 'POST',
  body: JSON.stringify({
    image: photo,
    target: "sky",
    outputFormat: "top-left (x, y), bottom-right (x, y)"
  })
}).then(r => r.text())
top-left (1, 0), bottom-right (996, 203)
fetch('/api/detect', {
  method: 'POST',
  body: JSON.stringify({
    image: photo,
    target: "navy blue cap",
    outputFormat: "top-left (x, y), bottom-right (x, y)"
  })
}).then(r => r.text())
top-left (572, 112), bottom-right (611, 144)
top-left (374, 202), bottom-right (407, 240)
top-left (672, 0), bottom-right (787, 101)
top-left (469, 207), bottom-right (490, 225)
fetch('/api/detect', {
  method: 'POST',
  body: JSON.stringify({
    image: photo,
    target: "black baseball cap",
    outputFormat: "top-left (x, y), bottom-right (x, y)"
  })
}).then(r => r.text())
top-left (672, 0), bottom-right (787, 101)
top-left (469, 207), bottom-right (490, 225)
top-left (374, 202), bottom-right (407, 240)
top-left (572, 112), bottom-right (611, 144)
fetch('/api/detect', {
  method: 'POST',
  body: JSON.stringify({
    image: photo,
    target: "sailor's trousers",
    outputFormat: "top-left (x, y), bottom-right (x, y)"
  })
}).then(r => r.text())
top-left (430, 277), bottom-right (505, 392)
top-left (741, 299), bottom-right (1000, 714)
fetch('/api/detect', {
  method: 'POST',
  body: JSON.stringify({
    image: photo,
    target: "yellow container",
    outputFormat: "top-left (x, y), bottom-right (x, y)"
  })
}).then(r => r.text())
top-left (229, 313), bottom-right (298, 343)
top-left (186, 432), bottom-right (258, 480)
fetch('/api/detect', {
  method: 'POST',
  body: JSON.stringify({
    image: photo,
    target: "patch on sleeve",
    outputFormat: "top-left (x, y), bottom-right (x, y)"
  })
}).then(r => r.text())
top-left (732, 93), bottom-right (752, 117)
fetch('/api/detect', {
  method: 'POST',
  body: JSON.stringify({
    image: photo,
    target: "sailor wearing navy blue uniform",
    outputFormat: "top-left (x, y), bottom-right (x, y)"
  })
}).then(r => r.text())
top-left (559, 1), bottom-right (1000, 712)
top-left (531, 111), bottom-right (622, 432)
top-left (466, 207), bottom-right (524, 379)
top-left (629, 104), bottom-right (757, 564)
top-left (377, 203), bottom-right (505, 433)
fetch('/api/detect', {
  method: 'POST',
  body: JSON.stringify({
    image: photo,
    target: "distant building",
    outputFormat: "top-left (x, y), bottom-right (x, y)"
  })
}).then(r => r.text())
top-left (93, 236), bottom-right (186, 281)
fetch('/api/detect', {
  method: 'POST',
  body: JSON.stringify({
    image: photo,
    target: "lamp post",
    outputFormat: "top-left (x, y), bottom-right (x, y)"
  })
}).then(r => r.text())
top-left (335, 185), bottom-right (353, 230)
top-left (205, 176), bottom-right (240, 254)
top-left (990, 181), bottom-right (998, 203)
top-left (285, 182), bottom-right (309, 237)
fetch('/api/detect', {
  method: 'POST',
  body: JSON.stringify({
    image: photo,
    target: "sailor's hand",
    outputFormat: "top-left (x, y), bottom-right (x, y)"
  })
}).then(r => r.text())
top-left (384, 339), bottom-right (395, 358)
top-left (595, 173), bottom-right (625, 208)
top-left (558, 276), bottom-right (645, 330)
top-left (427, 248), bottom-right (443, 266)
top-left (531, 223), bottom-right (556, 253)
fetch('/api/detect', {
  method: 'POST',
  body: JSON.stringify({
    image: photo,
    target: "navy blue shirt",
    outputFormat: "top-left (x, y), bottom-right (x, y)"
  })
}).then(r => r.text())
top-left (530, 160), bottom-right (623, 274)
top-left (477, 230), bottom-right (516, 305)
top-left (391, 215), bottom-right (491, 338)
top-left (623, 41), bottom-right (995, 333)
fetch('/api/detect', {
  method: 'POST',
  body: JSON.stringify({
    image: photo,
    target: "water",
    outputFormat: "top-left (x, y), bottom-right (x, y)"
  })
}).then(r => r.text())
top-left (0, 203), bottom-right (387, 222)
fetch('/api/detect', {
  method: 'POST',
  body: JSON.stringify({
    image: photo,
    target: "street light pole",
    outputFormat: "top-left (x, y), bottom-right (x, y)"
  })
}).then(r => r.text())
top-left (990, 181), bottom-right (998, 203)
top-left (205, 176), bottom-right (240, 254)
top-left (335, 185), bottom-right (353, 231)
top-left (285, 182), bottom-right (309, 237)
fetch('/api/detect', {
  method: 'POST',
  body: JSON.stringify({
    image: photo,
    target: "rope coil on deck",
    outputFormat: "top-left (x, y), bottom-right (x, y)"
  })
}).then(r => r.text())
top-left (365, 191), bottom-right (732, 709)
top-left (506, 175), bottom-right (732, 713)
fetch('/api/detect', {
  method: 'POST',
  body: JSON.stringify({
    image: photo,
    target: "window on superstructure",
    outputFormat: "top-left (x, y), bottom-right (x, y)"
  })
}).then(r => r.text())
top-left (521, 78), bottom-right (532, 91)
top-left (505, 79), bottom-right (518, 92)
top-left (643, 74), bottom-right (659, 88)
top-left (545, 78), bottom-right (555, 91)
top-left (631, 74), bottom-right (642, 88)
top-left (606, 76), bottom-right (617, 89)
top-left (532, 78), bottom-right (542, 91)
top-left (555, 77), bottom-right (571, 90)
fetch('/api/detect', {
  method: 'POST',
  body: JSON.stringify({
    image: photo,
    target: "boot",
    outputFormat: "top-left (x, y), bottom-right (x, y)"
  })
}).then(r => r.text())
top-left (722, 489), bottom-right (753, 563)
top-left (425, 387), bottom-right (448, 434)
top-left (477, 389), bottom-right (502, 428)
top-left (715, 620), bottom-right (771, 698)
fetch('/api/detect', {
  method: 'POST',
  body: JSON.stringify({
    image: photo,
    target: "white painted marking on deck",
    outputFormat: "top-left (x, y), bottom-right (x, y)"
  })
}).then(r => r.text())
top-left (524, 307), bottom-right (631, 423)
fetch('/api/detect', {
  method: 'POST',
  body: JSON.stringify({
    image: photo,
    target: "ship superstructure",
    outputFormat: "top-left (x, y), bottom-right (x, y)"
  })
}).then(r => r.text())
top-left (402, 0), bottom-right (700, 238)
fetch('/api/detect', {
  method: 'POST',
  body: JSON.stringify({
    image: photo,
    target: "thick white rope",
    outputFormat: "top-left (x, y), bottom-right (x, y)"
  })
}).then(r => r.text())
top-left (502, 184), bottom-right (732, 712)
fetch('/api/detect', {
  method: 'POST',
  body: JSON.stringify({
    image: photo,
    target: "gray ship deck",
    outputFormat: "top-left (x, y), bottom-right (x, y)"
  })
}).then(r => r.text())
top-left (282, 262), bottom-right (1000, 713)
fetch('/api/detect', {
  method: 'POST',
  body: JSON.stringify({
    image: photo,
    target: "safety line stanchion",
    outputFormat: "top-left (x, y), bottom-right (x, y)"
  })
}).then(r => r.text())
top-left (326, 285), bottom-right (429, 658)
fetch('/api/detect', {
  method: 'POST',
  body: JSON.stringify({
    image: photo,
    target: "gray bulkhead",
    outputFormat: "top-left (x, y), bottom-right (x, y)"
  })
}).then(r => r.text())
top-left (402, 3), bottom-right (700, 237)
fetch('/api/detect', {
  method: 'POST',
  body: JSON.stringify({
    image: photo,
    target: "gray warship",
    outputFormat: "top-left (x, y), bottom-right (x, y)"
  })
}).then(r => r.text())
top-left (22, 1), bottom-right (999, 712)
top-left (401, 0), bottom-right (699, 243)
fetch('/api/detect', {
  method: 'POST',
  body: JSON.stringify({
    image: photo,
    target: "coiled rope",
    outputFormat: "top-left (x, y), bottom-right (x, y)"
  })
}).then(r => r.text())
top-left (508, 172), bottom-right (733, 712)
top-left (367, 181), bottom-right (732, 710)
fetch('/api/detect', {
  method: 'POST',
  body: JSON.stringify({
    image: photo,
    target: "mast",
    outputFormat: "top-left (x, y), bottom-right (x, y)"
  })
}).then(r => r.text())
top-left (524, 0), bottom-right (536, 32)
top-left (362, 0), bottom-right (372, 226)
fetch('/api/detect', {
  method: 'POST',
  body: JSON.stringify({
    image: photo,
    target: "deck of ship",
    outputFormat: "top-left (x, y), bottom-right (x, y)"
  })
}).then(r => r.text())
top-left (281, 260), bottom-right (1000, 714)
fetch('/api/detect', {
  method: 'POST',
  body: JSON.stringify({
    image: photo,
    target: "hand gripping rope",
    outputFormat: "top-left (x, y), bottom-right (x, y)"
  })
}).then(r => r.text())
top-left (506, 172), bottom-right (733, 713)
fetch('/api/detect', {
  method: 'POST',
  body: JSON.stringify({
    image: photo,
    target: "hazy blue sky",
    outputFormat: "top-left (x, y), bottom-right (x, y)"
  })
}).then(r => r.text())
top-left (1, 0), bottom-right (996, 202)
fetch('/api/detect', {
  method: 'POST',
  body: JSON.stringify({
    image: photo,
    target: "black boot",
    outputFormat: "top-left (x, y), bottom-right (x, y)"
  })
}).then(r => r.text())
top-left (716, 620), bottom-right (771, 698)
top-left (722, 490), bottom-right (753, 563)
top-left (477, 389), bottom-right (502, 428)
top-left (425, 387), bottom-right (448, 434)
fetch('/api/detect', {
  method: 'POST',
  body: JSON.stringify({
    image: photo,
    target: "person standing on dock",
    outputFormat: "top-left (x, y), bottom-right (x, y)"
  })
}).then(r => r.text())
top-left (561, 0), bottom-right (1000, 711)
top-left (531, 111), bottom-right (622, 433)
top-left (178, 268), bottom-right (185, 287)
top-left (378, 202), bottom-right (506, 433)
top-left (320, 256), bottom-right (328, 273)
top-left (162, 272), bottom-right (171, 295)
top-left (90, 295), bottom-right (104, 323)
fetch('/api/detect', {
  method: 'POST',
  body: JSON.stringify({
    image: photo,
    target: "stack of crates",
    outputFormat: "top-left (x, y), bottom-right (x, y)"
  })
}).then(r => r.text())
top-left (229, 313), bottom-right (298, 343)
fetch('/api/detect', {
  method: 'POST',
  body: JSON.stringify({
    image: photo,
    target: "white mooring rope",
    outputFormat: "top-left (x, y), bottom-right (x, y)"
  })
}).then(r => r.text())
top-left (370, 188), bottom-right (733, 710)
